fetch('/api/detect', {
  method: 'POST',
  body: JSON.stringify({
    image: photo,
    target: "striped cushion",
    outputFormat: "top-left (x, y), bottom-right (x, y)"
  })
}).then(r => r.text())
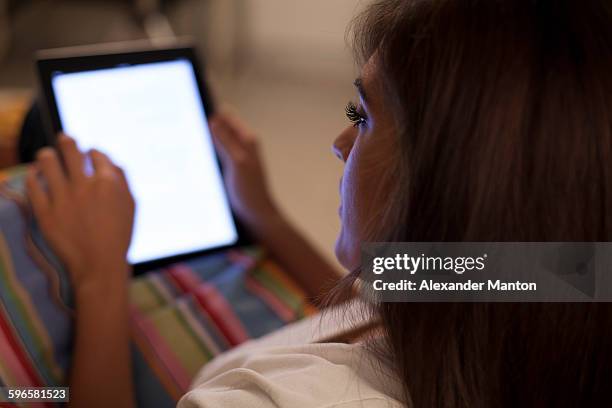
top-left (0, 166), bottom-right (317, 407)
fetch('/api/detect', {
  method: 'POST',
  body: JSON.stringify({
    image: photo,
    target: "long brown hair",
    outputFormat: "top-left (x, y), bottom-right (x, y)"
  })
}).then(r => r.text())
top-left (346, 0), bottom-right (612, 406)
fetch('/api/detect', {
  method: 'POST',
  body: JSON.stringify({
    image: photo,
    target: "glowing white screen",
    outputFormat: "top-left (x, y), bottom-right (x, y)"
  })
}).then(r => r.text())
top-left (52, 59), bottom-right (238, 264)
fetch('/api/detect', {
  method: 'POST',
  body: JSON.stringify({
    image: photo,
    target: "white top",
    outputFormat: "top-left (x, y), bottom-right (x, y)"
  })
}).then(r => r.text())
top-left (178, 306), bottom-right (404, 408)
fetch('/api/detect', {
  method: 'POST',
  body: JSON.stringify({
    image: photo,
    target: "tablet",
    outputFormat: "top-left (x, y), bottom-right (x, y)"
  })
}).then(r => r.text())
top-left (37, 43), bottom-right (243, 271)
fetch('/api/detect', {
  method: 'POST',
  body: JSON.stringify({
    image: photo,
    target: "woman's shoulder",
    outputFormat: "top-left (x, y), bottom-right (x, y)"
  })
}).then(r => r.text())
top-left (178, 342), bottom-right (404, 408)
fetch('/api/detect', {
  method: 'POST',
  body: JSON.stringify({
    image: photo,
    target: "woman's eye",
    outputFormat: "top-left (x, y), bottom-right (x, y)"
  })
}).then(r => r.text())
top-left (345, 101), bottom-right (367, 127)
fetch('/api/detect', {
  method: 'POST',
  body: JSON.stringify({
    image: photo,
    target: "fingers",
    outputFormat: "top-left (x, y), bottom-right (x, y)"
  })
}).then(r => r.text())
top-left (89, 149), bottom-right (116, 177)
top-left (209, 108), bottom-right (260, 165)
top-left (25, 166), bottom-right (49, 217)
top-left (28, 134), bottom-right (85, 208)
top-left (113, 164), bottom-right (133, 197)
top-left (58, 134), bottom-right (86, 184)
top-left (210, 117), bottom-right (246, 163)
top-left (219, 109), bottom-right (257, 145)
top-left (36, 147), bottom-right (67, 202)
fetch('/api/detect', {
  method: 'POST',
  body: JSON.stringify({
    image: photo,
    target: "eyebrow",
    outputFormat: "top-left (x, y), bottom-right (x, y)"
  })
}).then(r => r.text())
top-left (354, 78), bottom-right (367, 102)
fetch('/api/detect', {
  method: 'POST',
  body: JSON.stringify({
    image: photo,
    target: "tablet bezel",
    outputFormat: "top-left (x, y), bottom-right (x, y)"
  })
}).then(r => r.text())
top-left (36, 42), bottom-right (250, 274)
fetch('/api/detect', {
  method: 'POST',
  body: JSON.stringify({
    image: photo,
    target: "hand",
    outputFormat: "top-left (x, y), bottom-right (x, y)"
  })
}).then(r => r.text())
top-left (209, 110), bottom-right (343, 299)
top-left (26, 135), bottom-right (135, 291)
top-left (210, 109), bottom-right (281, 234)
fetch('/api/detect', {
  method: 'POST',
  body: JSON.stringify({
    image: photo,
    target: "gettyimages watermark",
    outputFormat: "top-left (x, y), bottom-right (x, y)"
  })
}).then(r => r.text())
top-left (360, 243), bottom-right (612, 302)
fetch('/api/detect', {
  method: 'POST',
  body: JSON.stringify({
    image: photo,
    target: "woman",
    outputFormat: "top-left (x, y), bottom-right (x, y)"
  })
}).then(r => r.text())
top-left (25, 0), bottom-right (612, 406)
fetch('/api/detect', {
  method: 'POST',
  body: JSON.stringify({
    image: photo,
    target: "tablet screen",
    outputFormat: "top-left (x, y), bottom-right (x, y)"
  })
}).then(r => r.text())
top-left (51, 58), bottom-right (238, 264)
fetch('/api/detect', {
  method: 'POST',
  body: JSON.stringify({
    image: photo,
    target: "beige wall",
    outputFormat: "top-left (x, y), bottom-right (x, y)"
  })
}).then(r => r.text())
top-left (247, 0), bottom-right (359, 77)
top-left (204, 0), bottom-right (362, 82)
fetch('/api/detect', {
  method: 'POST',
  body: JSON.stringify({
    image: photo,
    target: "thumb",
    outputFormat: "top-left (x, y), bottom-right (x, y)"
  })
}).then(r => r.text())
top-left (210, 119), bottom-right (229, 165)
top-left (210, 117), bottom-right (244, 165)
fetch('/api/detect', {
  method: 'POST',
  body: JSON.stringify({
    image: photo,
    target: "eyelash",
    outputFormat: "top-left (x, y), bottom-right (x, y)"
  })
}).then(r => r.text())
top-left (345, 101), bottom-right (367, 127)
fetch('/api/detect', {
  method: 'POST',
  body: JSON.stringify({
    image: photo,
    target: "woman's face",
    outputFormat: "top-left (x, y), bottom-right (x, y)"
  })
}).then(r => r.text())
top-left (333, 57), bottom-right (397, 270)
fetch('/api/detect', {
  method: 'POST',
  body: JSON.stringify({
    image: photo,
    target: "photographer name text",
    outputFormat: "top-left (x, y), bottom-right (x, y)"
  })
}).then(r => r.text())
top-left (373, 279), bottom-right (537, 292)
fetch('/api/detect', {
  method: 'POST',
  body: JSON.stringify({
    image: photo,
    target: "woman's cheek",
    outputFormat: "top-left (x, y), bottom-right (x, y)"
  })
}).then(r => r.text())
top-left (349, 132), bottom-right (399, 238)
top-left (334, 144), bottom-right (361, 269)
top-left (336, 128), bottom-right (395, 268)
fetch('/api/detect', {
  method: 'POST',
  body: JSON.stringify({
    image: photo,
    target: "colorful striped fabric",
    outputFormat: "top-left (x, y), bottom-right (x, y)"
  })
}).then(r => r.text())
top-left (0, 166), bottom-right (317, 407)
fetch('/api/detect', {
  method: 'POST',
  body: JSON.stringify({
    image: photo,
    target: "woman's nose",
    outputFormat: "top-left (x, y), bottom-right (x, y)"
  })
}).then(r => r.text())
top-left (332, 127), bottom-right (356, 162)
